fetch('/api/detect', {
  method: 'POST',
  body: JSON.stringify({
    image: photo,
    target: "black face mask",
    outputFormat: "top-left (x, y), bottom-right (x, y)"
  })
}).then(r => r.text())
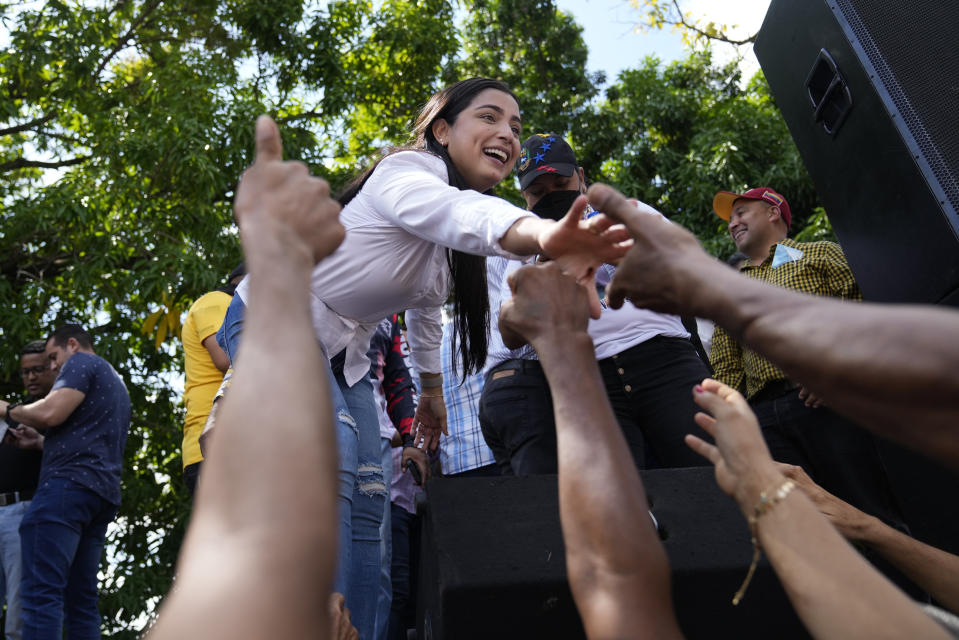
top-left (530, 189), bottom-right (581, 222)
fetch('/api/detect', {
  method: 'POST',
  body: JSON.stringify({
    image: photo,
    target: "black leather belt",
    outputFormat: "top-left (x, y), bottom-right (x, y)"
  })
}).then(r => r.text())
top-left (488, 358), bottom-right (542, 377)
top-left (0, 490), bottom-right (34, 507)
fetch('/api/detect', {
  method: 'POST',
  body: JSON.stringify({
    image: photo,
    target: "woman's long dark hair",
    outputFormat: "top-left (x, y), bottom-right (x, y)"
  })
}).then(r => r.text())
top-left (338, 78), bottom-right (519, 377)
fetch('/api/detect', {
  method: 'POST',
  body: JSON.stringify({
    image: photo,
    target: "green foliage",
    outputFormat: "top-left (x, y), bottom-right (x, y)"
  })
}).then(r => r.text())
top-left (329, 0), bottom-right (459, 171)
top-left (455, 0), bottom-right (604, 131)
top-left (793, 207), bottom-right (837, 243)
top-left (0, 2), bottom-right (815, 635)
top-left (0, 0), bottom-right (463, 635)
top-left (453, 0), bottom-right (605, 205)
top-left (574, 50), bottom-right (819, 259)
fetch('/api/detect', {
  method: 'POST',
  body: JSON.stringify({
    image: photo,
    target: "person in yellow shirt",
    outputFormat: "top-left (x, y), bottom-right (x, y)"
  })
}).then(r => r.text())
top-left (181, 264), bottom-right (244, 496)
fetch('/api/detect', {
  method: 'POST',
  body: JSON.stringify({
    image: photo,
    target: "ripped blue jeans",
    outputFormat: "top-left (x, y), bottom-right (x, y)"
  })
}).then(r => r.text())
top-left (331, 366), bottom-right (386, 640)
top-left (217, 295), bottom-right (386, 640)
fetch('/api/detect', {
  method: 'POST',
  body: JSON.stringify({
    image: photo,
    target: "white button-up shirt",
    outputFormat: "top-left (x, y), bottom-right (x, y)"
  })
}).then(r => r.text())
top-left (238, 150), bottom-right (533, 385)
top-left (484, 204), bottom-right (689, 373)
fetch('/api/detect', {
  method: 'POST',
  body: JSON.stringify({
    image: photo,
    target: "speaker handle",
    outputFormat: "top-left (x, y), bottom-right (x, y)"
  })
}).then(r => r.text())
top-left (805, 48), bottom-right (854, 136)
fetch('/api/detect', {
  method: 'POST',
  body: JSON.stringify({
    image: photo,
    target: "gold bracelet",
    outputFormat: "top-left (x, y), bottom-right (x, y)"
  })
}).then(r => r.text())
top-left (732, 478), bottom-right (796, 605)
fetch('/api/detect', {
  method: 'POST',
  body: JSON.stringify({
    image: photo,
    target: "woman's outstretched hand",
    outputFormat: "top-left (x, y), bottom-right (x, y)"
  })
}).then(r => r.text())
top-left (537, 194), bottom-right (632, 318)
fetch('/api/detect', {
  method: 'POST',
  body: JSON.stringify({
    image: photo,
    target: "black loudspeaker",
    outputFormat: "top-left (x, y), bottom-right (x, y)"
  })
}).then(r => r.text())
top-left (755, 0), bottom-right (959, 580)
top-left (417, 469), bottom-right (808, 640)
top-left (876, 441), bottom-right (959, 558)
top-left (755, 0), bottom-right (959, 306)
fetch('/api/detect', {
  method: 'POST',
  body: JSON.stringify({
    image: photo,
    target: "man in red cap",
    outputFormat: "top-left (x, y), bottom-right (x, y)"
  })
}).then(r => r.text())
top-left (710, 186), bottom-right (858, 405)
top-left (709, 187), bottom-right (912, 583)
top-left (714, 187), bottom-right (794, 267)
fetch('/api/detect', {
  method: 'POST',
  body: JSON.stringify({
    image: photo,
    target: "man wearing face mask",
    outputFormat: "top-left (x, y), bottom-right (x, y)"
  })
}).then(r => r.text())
top-left (479, 133), bottom-right (713, 475)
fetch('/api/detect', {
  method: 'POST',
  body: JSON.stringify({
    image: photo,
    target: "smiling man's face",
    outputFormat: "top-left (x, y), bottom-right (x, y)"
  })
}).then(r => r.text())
top-left (728, 198), bottom-right (780, 256)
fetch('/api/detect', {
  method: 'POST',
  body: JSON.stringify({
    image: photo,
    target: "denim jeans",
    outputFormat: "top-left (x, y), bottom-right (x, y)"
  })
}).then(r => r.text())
top-left (332, 368), bottom-right (385, 640)
top-left (387, 504), bottom-right (417, 640)
top-left (218, 295), bottom-right (385, 640)
top-left (1, 500), bottom-right (30, 640)
top-left (19, 478), bottom-right (116, 640)
top-left (215, 294), bottom-right (246, 364)
top-left (479, 359), bottom-right (558, 475)
top-left (374, 437), bottom-right (393, 640)
top-left (597, 336), bottom-right (712, 468)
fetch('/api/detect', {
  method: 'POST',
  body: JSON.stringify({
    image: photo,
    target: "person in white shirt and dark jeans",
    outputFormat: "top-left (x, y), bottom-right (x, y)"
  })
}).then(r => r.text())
top-left (480, 133), bottom-right (714, 475)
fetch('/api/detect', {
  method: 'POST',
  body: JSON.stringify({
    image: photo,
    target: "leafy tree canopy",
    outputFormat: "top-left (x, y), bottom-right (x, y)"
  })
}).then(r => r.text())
top-left (576, 51), bottom-right (820, 257)
top-left (1, 1), bottom-right (461, 634)
top-left (629, 0), bottom-right (759, 47)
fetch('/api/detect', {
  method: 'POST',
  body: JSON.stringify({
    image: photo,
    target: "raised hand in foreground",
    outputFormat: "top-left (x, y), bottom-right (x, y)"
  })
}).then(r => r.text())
top-left (784, 463), bottom-right (959, 616)
top-left (590, 182), bottom-right (959, 466)
top-left (686, 379), bottom-right (949, 640)
top-left (148, 116), bottom-right (346, 640)
top-left (499, 261), bottom-right (684, 640)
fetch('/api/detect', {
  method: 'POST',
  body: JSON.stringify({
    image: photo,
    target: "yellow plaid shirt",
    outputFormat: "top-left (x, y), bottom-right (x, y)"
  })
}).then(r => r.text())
top-left (710, 238), bottom-right (861, 400)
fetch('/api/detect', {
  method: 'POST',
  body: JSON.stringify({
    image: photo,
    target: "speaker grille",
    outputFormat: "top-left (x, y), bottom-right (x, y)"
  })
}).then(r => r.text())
top-left (837, 0), bottom-right (959, 213)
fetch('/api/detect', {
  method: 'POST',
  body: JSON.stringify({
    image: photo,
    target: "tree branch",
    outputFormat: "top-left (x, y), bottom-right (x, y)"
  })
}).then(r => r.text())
top-left (0, 155), bottom-right (91, 172)
top-left (668, 0), bottom-right (756, 46)
top-left (104, 0), bottom-right (132, 24)
top-left (35, 129), bottom-right (83, 145)
top-left (0, 112), bottom-right (58, 137)
top-left (92, 0), bottom-right (163, 81)
top-left (0, 250), bottom-right (72, 290)
top-left (276, 110), bottom-right (322, 124)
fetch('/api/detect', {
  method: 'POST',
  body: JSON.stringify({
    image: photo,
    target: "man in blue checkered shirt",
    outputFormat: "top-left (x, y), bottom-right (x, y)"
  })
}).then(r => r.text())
top-left (438, 320), bottom-right (497, 477)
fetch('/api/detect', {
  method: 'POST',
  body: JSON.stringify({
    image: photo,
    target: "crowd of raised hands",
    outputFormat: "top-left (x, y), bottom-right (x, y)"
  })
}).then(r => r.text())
top-left (148, 117), bottom-right (959, 640)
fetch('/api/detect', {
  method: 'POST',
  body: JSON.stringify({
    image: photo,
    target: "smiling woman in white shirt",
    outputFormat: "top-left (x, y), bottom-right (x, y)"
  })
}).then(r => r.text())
top-left (216, 77), bottom-right (629, 638)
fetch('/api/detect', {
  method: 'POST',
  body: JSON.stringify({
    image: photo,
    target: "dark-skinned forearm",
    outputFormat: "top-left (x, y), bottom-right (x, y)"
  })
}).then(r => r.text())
top-left (536, 334), bottom-right (655, 567)
top-left (699, 271), bottom-right (959, 464)
top-left (859, 517), bottom-right (959, 614)
top-left (751, 488), bottom-right (950, 640)
top-left (534, 332), bottom-right (680, 639)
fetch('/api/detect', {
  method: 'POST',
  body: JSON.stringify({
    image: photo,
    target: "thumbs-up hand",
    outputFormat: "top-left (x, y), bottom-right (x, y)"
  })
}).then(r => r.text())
top-left (234, 116), bottom-right (345, 268)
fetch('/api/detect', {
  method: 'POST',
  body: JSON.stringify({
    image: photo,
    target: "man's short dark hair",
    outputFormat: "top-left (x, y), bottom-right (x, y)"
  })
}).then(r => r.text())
top-left (47, 324), bottom-right (94, 350)
top-left (20, 340), bottom-right (47, 356)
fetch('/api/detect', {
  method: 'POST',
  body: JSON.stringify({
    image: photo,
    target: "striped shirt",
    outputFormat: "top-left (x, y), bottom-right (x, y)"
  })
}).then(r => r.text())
top-left (710, 238), bottom-right (861, 400)
top-left (484, 255), bottom-right (538, 372)
top-left (439, 322), bottom-right (495, 475)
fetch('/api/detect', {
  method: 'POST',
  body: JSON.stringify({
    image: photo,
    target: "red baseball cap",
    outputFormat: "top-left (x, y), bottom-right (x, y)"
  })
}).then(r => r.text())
top-left (713, 187), bottom-right (792, 229)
